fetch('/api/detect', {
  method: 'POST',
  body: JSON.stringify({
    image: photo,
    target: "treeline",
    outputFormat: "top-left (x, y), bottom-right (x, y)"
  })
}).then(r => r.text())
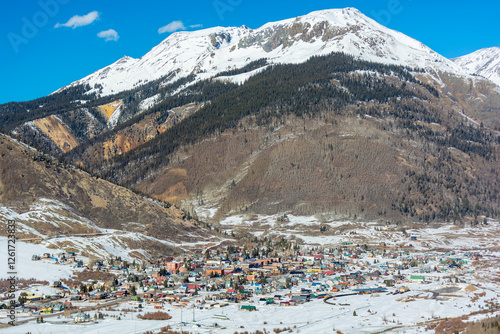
top-left (214, 58), bottom-right (268, 77)
top-left (63, 78), bottom-right (239, 162)
top-left (0, 84), bottom-right (95, 131)
top-left (0, 68), bottom-right (198, 141)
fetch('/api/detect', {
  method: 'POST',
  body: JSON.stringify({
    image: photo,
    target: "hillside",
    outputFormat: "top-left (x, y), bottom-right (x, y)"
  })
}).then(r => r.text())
top-left (63, 53), bottom-right (500, 223)
top-left (0, 8), bottom-right (499, 226)
top-left (0, 134), bottom-right (222, 258)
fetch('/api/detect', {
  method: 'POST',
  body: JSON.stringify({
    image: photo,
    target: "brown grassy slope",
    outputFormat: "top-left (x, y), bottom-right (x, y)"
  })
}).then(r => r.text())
top-left (45, 71), bottom-right (500, 222)
top-left (438, 73), bottom-right (500, 130)
top-left (135, 114), bottom-right (404, 220)
top-left (0, 134), bottom-right (210, 243)
top-left (135, 103), bottom-right (499, 222)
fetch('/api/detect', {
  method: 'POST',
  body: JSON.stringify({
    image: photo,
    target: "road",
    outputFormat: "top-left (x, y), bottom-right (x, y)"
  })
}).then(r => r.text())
top-left (323, 292), bottom-right (359, 304)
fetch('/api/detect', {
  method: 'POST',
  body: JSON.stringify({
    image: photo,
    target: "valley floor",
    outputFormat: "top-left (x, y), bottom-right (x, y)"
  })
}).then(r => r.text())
top-left (1, 276), bottom-right (499, 333)
top-left (0, 217), bottom-right (499, 333)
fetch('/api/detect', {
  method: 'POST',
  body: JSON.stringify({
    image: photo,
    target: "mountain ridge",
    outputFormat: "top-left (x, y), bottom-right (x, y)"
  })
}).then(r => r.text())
top-left (62, 52), bottom-right (499, 223)
top-left (56, 7), bottom-right (467, 98)
top-left (1, 8), bottom-right (499, 226)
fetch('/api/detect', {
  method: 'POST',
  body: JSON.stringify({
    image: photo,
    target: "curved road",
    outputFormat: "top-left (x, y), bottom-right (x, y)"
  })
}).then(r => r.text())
top-left (323, 292), bottom-right (358, 304)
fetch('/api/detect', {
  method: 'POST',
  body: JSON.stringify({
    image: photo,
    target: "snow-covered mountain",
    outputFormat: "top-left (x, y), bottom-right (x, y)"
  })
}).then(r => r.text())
top-left (452, 47), bottom-right (500, 86)
top-left (58, 7), bottom-right (466, 97)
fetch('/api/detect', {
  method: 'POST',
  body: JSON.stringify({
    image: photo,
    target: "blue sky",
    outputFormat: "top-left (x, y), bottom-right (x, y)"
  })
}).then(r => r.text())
top-left (1, 0), bottom-right (498, 104)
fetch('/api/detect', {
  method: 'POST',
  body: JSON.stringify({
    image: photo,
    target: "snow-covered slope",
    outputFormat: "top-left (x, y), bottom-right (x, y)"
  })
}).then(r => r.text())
top-left (452, 47), bottom-right (500, 86)
top-left (58, 7), bottom-right (465, 97)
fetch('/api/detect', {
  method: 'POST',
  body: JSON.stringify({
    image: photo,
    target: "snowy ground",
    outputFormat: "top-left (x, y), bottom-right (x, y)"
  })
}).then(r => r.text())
top-left (215, 213), bottom-right (500, 251)
top-left (0, 197), bottom-right (226, 261)
top-left (2, 245), bottom-right (500, 333)
top-left (2, 275), bottom-right (499, 334)
top-left (1, 212), bottom-right (499, 333)
top-left (0, 236), bottom-right (79, 283)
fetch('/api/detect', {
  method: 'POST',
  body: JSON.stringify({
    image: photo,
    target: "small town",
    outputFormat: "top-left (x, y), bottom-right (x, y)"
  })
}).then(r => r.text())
top-left (2, 1), bottom-right (500, 334)
top-left (1, 231), bottom-right (499, 333)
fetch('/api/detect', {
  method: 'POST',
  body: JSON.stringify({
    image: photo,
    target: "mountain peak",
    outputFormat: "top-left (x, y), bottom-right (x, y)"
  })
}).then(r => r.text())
top-left (452, 47), bottom-right (500, 86)
top-left (62, 7), bottom-right (465, 98)
top-left (258, 7), bottom-right (369, 29)
top-left (299, 6), bottom-right (363, 17)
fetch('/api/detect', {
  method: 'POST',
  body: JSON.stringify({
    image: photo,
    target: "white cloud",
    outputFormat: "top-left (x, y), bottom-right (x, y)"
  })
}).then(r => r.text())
top-left (189, 24), bottom-right (203, 29)
top-left (97, 29), bottom-right (119, 42)
top-left (55, 11), bottom-right (99, 29)
top-left (158, 20), bottom-right (186, 34)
